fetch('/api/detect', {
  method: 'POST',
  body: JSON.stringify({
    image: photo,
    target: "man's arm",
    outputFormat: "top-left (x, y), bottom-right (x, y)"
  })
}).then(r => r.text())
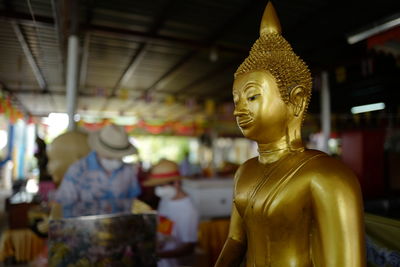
top-left (309, 157), bottom-right (366, 267)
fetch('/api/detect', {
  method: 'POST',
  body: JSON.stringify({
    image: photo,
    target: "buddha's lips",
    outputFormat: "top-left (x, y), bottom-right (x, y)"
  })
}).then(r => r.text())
top-left (237, 116), bottom-right (253, 127)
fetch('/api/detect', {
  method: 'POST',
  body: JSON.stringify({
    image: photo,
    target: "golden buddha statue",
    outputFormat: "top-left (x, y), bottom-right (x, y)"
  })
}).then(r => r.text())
top-left (215, 3), bottom-right (365, 267)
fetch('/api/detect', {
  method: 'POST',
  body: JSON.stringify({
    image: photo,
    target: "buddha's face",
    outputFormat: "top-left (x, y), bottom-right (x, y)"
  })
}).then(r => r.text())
top-left (233, 70), bottom-right (289, 143)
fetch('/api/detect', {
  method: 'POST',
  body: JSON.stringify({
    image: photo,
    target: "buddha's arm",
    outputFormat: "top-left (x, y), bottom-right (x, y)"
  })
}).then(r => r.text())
top-left (214, 204), bottom-right (247, 267)
top-left (309, 158), bottom-right (366, 267)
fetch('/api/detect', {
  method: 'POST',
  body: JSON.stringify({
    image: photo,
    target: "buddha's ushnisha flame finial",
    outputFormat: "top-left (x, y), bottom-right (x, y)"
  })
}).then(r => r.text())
top-left (260, 2), bottom-right (281, 35)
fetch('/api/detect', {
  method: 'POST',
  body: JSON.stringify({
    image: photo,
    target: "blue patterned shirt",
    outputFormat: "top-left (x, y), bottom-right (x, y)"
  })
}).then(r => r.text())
top-left (54, 151), bottom-right (141, 218)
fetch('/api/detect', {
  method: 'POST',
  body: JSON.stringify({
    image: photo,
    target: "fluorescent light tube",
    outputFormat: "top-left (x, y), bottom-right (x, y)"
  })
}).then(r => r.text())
top-left (347, 15), bottom-right (400, 44)
top-left (351, 102), bottom-right (385, 114)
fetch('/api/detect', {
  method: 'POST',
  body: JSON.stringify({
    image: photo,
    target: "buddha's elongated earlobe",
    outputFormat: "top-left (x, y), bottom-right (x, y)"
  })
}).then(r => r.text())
top-left (289, 86), bottom-right (306, 117)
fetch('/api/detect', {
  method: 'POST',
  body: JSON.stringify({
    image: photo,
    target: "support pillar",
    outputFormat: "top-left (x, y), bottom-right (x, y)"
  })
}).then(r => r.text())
top-left (66, 35), bottom-right (79, 131)
top-left (320, 71), bottom-right (331, 154)
top-left (66, 0), bottom-right (79, 131)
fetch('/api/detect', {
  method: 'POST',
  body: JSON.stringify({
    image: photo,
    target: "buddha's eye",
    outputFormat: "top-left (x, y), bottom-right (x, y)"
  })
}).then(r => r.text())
top-left (248, 94), bottom-right (260, 101)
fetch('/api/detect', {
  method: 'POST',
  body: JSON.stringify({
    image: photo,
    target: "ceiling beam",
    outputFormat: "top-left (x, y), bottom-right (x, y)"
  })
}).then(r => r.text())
top-left (7, 87), bottom-right (149, 99)
top-left (101, 0), bottom-right (175, 112)
top-left (174, 60), bottom-right (239, 96)
top-left (8, 88), bottom-right (106, 98)
top-left (79, 33), bottom-right (91, 89)
top-left (0, 10), bottom-right (54, 27)
top-left (202, 83), bottom-right (233, 101)
top-left (79, 0), bottom-right (96, 92)
top-left (0, 10), bottom-right (247, 54)
top-left (119, 1), bottom-right (257, 113)
top-left (115, 50), bottom-right (196, 115)
top-left (109, 44), bottom-right (147, 98)
top-left (137, 1), bottom-right (256, 97)
top-left (50, 0), bottom-right (66, 85)
top-left (147, 51), bottom-right (198, 96)
top-left (88, 24), bottom-right (247, 54)
top-left (110, 0), bottom-right (175, 96)
top-left (11, 22), bottom-right (48, 91)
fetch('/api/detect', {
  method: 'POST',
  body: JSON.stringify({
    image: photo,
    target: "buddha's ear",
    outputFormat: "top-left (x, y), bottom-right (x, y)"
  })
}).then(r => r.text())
top-left (289, 85), bottom-right (306, 117)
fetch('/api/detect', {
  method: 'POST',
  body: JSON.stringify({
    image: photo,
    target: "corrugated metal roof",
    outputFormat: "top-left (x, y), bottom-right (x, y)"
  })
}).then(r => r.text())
top-left (0, 0), bottom-right (398, 119)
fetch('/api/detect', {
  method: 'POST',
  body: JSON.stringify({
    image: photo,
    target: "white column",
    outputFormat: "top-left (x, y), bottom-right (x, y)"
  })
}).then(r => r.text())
top-left (320, 71), bottom-right (331, 154)
top-left (66, 35), bottom-right (79, 131)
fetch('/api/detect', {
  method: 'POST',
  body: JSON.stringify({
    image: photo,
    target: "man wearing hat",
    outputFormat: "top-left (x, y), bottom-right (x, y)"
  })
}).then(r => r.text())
top-left (144, 159), bottom-right (199, 267)
top-left (54, 124), bottom-right (141, 218)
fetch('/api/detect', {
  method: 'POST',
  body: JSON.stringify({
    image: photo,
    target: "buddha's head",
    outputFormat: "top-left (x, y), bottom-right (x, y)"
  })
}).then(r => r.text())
top-left (233, 2), bottom-right (312, 145)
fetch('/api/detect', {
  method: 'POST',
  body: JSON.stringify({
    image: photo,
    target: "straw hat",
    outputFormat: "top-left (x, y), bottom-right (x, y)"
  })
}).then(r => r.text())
top-left (47, 131), bottom-right (91, 185)
top-left (88, 124), bottom-right (137, 158)
top-left (143, 159), bottom-right (182, 187)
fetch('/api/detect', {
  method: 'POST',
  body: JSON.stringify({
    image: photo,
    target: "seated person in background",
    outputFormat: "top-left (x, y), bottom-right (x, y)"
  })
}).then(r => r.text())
top-left (179, 152), bottom-right (192, 177)
top-left (144, 159), bottom-right (199, 267)
top-left (54, 124), bottom-right (141, 218)
top-left (217, 161), bottom-right (239, 177)
top-left (180, 152), bottom-right (202, 178)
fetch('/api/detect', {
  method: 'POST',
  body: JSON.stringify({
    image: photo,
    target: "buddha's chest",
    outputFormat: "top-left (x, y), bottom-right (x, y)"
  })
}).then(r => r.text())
top-left (234, 160), bottom-right (311, 225)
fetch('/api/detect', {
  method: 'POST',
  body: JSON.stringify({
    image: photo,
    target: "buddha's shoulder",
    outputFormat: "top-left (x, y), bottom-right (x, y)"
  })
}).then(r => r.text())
top-left (299, 149), bottom-right (351, 173)
top-left (236, 156), bottom-right (259, 171)
top-left (298, 149), bottom-right (359, 186)
top-left (240, 156), bottom-right (260, 168)
top-left (233, 156), bottom-right (260, 181)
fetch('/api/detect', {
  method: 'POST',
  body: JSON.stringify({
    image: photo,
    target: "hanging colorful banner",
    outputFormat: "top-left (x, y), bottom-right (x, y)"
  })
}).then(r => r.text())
top-left (94, 87), bottom-right (107, 97)
top-left (185, 97), bottom-right (197, 110)
top-left (165, 95), bottom-right (175, 106)
top-left (118, 88), bottom-right (129, 100)
top-left (0, 98), bottom-right (4, 114)
top-left (205, 99), bottom-right (215, 116)
top-left (0, 94), bottom-right (25, 124)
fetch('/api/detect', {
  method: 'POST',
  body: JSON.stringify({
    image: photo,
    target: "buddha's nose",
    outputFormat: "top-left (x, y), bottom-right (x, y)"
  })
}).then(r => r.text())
top-left (233, 104), bottom-right (248, 117)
